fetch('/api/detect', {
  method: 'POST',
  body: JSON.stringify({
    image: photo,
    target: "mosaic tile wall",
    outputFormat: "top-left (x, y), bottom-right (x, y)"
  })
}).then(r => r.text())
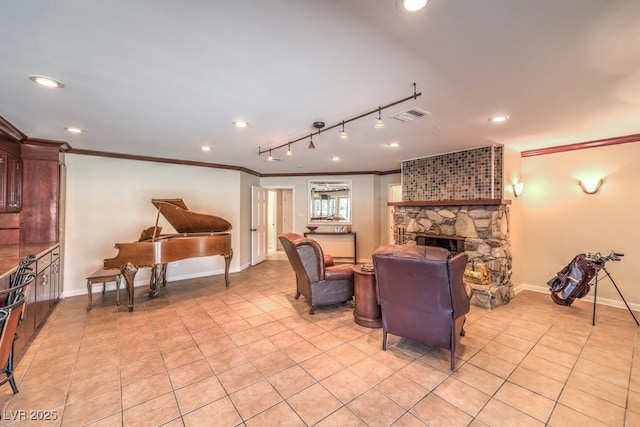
top-left (402, 145), bottom-right (503, 201)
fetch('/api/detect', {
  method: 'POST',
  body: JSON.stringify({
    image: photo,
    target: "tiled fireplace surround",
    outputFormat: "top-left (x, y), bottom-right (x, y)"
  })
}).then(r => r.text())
top-left (392, 146), bottom-right (513, 309)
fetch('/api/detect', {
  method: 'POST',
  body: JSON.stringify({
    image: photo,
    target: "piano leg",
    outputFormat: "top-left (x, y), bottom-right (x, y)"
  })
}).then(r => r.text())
top-left (224, 250), bottom-right (233, 287)
top-left (122, 262), bottom-right (138, 312)
top-left (149, 263), bottom-right (167, 297)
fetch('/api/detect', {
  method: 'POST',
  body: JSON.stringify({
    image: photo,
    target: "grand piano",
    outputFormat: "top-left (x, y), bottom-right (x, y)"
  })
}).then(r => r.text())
top-left (104, 199), bottom-right (233, 311)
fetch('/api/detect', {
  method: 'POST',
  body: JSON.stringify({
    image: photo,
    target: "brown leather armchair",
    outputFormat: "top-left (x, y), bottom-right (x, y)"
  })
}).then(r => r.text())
top-left (372, 244), bottom-right (470, 370)
top-left (279, 233), bottom-right (354, 314)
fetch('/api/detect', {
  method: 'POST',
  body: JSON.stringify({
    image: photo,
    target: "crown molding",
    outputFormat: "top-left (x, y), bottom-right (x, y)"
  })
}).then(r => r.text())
top-left (521, 133), bottom-right (640, 157)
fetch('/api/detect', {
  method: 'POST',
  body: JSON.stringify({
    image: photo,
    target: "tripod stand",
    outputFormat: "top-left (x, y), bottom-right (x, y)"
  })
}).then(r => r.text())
top-left (590, 253), bottom-right (639, 326)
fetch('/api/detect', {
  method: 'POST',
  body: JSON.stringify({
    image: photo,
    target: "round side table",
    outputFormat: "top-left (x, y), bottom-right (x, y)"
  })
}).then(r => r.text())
top-left (353, 266), bottom-right (382, 328)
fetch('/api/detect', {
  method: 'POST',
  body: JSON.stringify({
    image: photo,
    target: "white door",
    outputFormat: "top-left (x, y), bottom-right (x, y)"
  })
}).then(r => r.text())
top-left (251, 186), bottom-right (268, 265)
top-left (281, 189), bottom-right (293, 235)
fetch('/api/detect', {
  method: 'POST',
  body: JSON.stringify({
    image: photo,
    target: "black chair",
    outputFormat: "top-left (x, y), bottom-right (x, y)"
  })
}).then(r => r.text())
top-left (0, 255), bottom-right (36, 394)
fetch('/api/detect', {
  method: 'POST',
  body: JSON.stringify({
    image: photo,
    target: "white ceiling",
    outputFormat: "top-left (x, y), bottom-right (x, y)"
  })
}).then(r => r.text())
top-left (1, 0), bottom-right (639, 174)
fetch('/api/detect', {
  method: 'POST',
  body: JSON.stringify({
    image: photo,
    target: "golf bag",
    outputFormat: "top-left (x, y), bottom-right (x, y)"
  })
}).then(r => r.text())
top-left (547, 251), bottom-right (623, 306)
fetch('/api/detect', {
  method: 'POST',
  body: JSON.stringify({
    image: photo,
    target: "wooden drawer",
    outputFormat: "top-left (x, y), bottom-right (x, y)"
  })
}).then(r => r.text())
top-left (36, 251), bottom-right (52, 271)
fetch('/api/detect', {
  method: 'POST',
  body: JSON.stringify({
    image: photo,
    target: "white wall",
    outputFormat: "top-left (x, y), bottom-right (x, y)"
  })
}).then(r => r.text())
top-left (519, 142), bottom-right (640, 306)
top-left (63, 154), bottom-right (244, 296)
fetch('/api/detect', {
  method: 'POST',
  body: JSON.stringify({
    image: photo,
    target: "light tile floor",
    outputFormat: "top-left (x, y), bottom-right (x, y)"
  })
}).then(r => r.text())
top-left (1, 259), bottom-right (639, 426)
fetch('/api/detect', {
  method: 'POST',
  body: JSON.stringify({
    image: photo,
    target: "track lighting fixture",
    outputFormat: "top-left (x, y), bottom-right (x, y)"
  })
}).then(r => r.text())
top-left (339, 121), bottom-right (348, 140)
top-left (374, 107), bottom-right (385, 129)
top-left (267, 150), bottom-right (273, 161)
top-left (258, 82), bottom-right (421, 159)
top-left (286, 144), bottom-right (293, 156)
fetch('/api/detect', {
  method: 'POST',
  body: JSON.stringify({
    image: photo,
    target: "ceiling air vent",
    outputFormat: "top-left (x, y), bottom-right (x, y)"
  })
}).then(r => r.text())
top-left (389, 107), bottom-right (430, 123)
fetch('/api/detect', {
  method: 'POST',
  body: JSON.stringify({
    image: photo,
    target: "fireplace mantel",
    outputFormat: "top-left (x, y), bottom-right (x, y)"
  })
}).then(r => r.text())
top-left (388, 199), bottom-right (511, 207)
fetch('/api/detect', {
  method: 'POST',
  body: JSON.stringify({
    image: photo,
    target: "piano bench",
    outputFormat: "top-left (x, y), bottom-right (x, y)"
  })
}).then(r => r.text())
top-left (86, 268), bottom-right (123, 312)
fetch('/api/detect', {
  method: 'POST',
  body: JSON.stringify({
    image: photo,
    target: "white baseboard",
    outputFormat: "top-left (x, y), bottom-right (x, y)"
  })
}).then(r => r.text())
top-left (61, 265), bottom-right (247, 298)
top-left (514, 283), bottom-right (640, 313)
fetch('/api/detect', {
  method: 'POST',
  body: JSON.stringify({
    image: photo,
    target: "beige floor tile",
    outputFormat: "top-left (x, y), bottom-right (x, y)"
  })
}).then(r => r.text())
top-left (216, 361), bottom-right (264, 394)
top-left (161, 345), bottom-right (205, 370)
top-left (494, 381), bottom-right (554, 423)
top-left (229, 380), bottom-right (283, 420)
top-left (347, 356), bottom-right (395, 386)
top-left (299, 353), bottom-right (343, 381)
top-left (547, 403), bottom-right (609, 427)
top-left (119, 353), bottom-right (167, 385)
top-left (321, 369), bottom-right (370, 404)
top-left (288, 383), bottom-right (342, 425)
top-left (528, 344), bottom-right (577, 369)
top-left (245, 401), bottom-right (306, 427)
top-left (434, 377), bottom-right (491, 417)
top-left (398, 358), bottom-right (448, 390)
top-left (61, 388), bottom-right (122, 427)
top-left (375, 373), bottom-right (427, 409)
top-left (168, 358), bottom-right (213, 389)
top-left (325, 343), bottom-right (368, 367)
top-left (507, 366), bottom-right (564, 401)
top-left (205, 347), bottom-right (247, 373)
top-left (268, 365), bottom-right (316, 398)
top-left (567, 370), bottom-right (628, 407)
top-left (175, 376), bottom-right (226, 415)
top-left (122, 392), bottom-right (181, 427)
top-left (518, 354), bottom-right (572, 383)
top-left (410, 393), bottom-right (473, 427)
top-left (468, 351), bottom-right (517, 378)
top-left (347, 388), bottom-right (405, 426)
top-left (251, 350), bottom-right (296, 377)
top-left (476, 398), bottom-right (544, 427)
top-left (558, 384), bottom-right (625, 426)
top-left (283, 340), bottom-right (323, 363)
top-left (573, 357), bottom-right (630, 389)
top-left (122, 372), bottom-right (173, 409)
top-left (451, 362), bottom-right (505, 396)
top-left (314, 406), bottom-right (367, 426)
top-left (182, 396), bottom-right (242, 427)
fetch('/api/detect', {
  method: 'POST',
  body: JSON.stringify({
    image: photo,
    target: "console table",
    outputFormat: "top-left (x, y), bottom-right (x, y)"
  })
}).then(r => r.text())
top-left (303, 232), bottom-right (357, 263)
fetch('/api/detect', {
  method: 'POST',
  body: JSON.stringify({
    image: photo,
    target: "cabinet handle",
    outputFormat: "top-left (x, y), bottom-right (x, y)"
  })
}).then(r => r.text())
top-left (42, 274), bottom-right (48, 286)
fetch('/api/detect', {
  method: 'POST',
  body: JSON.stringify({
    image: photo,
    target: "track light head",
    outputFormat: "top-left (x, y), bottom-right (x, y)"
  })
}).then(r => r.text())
top-left (375, 107), bottom-right (385, 129)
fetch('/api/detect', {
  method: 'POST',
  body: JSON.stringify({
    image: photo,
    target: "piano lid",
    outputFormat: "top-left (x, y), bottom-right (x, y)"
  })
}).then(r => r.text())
top-left (152, 198), bottom-right (232, 234)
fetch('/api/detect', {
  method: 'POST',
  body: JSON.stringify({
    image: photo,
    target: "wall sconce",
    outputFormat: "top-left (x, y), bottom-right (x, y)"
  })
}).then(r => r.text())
top-left (579, 178), bottom-right (604, 194)
top-left (512, 182), bottom-right (523, 197)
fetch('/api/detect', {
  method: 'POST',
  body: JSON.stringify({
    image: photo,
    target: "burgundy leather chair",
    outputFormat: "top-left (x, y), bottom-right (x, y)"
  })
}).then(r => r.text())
top-left (279, 233), bottom-right (354, 314)
top-left (372, 244), bottom-right (470, 370)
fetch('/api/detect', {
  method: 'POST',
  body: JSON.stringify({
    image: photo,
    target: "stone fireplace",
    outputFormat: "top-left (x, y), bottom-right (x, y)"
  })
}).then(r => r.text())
top-left (392, 146), bottom-right (514, 309)
top-left (392, 203), bottom-right (512, 309)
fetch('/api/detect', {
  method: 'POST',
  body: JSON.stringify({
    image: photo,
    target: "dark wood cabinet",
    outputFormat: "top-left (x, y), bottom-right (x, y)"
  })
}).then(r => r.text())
top-left (0, 122), bottom-right (66, 361)
top-left (0, 150), bottom-right (22, 213)
top-left (20, 143), bottom-right (62, 244)
top-left (50, 249), bottom-right (61, 303)
top-left (7, 155), bottom-right (22, 212)
top-left (12, 244), bottom-right (60, 358)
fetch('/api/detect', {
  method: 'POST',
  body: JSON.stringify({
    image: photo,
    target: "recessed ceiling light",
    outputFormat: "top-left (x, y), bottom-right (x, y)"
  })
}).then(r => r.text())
top-left (388, 142), bottom-right (400, 147)
top-left (398, 0), bottom-right (428, 12)
top-left (201, 146), bottom-right (211, 151)
top-left (489, 115), bottom-right (510, 123)
top-left (332, 156), bottom-right (340, 161)
top-left (232, 120), bottom-right (249, 128)
top-left (65, 127), bottom-right (83, 134)
top-left (29, 75), bottom-right (65, 88)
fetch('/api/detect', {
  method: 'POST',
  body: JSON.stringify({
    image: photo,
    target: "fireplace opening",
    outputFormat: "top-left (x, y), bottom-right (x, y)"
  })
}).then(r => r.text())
top-left (415, 234), bottom-right (465, 254)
